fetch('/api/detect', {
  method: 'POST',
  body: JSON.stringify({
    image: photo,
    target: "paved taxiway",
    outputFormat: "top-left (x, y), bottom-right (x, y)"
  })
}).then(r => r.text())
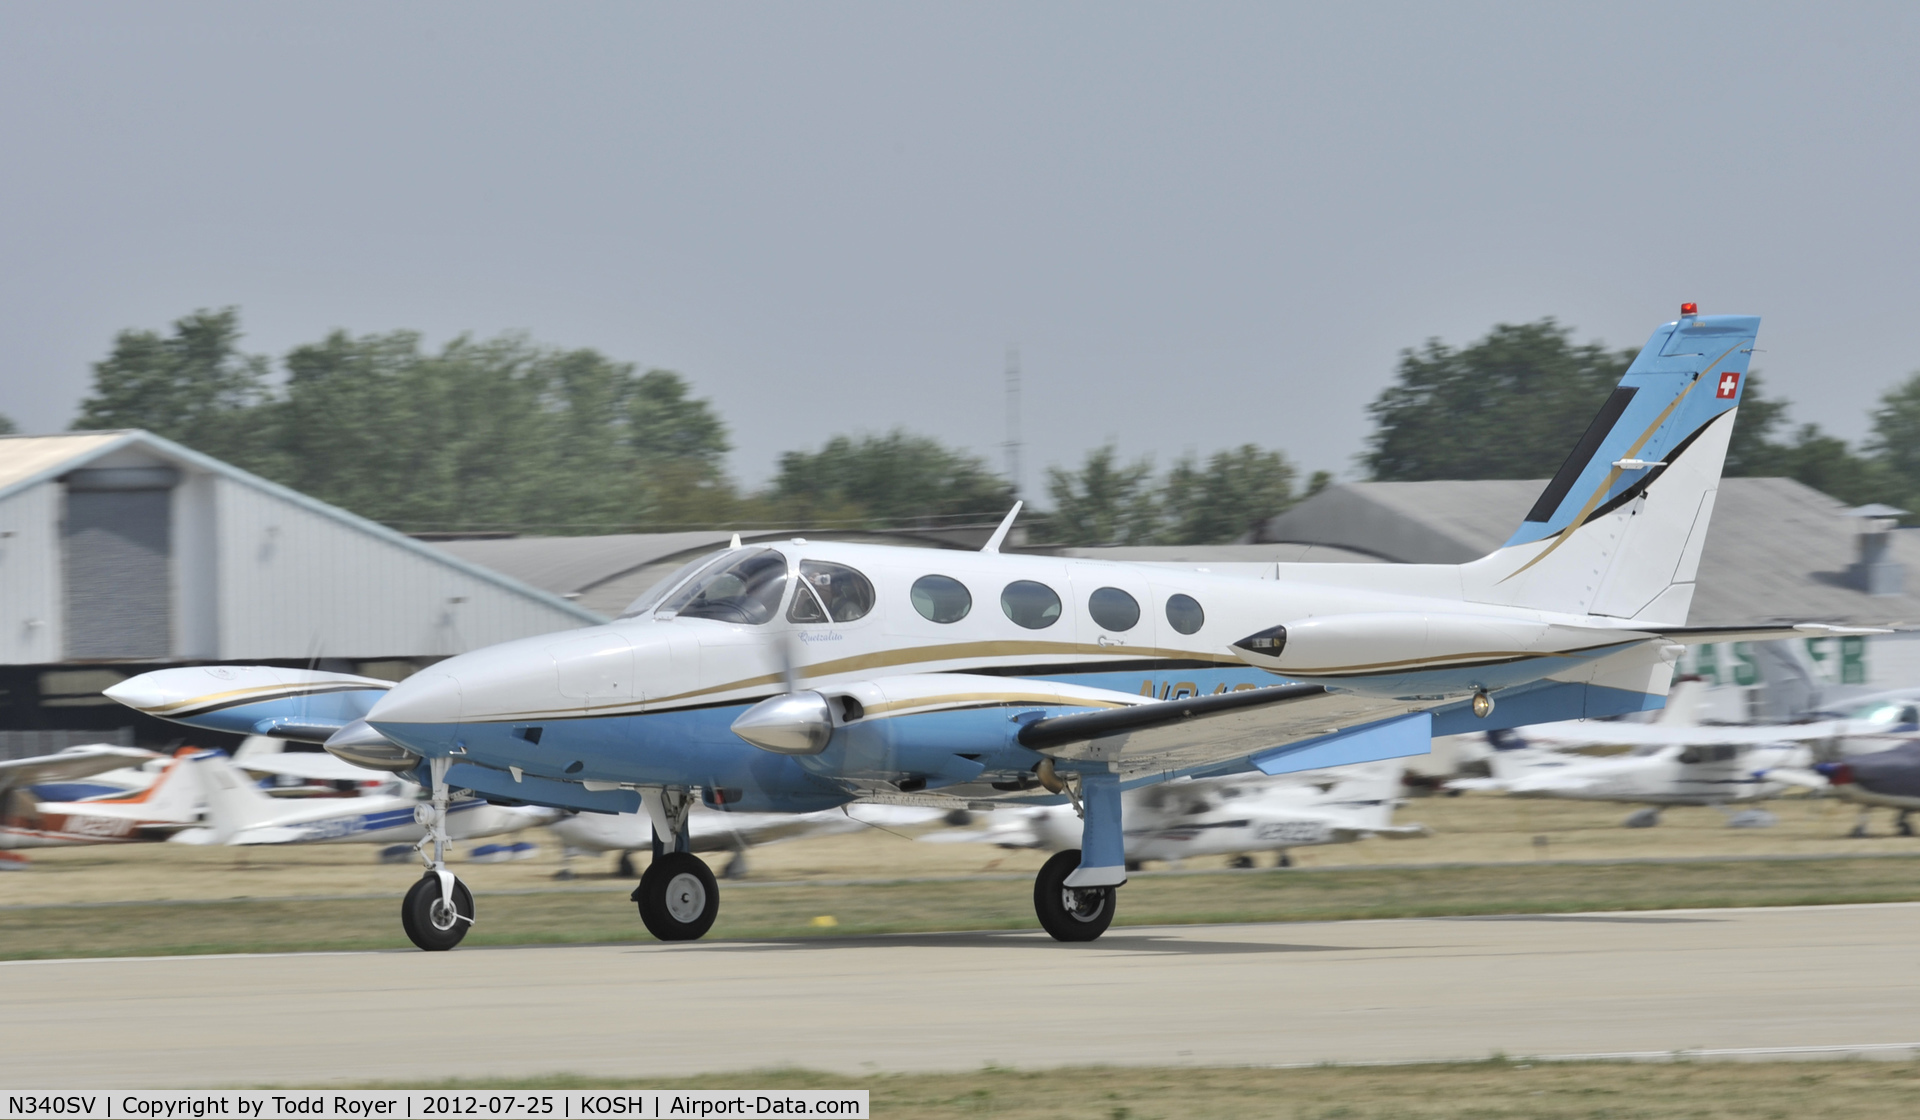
top-left (7, 903), bottom-right (1918, 1087)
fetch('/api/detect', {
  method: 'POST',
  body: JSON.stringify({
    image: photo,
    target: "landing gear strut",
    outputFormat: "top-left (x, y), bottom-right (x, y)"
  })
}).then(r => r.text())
top-left (629, 787), bottom-right (721, 941)
top-left (1031, 767), bottom-right (1124, 942)
top-left (403, 756), bottom-right (474, 951)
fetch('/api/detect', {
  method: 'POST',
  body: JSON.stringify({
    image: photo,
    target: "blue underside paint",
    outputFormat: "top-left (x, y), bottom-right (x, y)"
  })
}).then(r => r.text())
top-left (1076, 770), bottom-right (1125, 872)
top-left (160, 689), bottom-right (392, 739)
top-left (343, 665), bottom-right (1670, 814)
top-left (1251, 711), bottom-right (1433, 776)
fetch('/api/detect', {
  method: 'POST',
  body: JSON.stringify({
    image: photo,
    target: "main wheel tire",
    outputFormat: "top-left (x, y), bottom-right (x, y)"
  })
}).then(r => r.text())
top-left (402, 874), bottom-right (475, 951)
top-left (634, 852), bottom-right (720, 941)
top-left (1033, 848), bottom-right (1115, 943)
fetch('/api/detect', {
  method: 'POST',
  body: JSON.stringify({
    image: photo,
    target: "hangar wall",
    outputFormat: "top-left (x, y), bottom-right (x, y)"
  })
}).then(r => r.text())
top-left (0, 482), bottom-right (62, 666)
top-left (211, 474), bottom-right (593, 660)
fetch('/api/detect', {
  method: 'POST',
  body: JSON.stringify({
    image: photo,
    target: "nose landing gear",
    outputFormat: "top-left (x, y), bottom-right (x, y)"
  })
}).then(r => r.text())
top-left (628, 786), bottom-right (722, 941)
top-left (633, 851), bottom-right (721, 940)
top-left (402, 756), bottom-right (474, 951)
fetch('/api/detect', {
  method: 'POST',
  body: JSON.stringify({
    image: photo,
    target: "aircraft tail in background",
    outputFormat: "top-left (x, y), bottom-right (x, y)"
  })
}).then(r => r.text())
top-left (187, 751), bottom-right (284, 843)
top-left (1465, 309), bottom-right (1759, 625)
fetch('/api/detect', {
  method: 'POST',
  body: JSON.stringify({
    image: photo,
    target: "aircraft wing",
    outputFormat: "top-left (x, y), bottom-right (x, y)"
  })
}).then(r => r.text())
top-left (1755, 766), bottom-right (1829, 791)
top-left (1518, 721), bottom-right (1843, 749)
top-left (0, 746), bottom-right (160, 791)
top-left (1016, 684), bottom-right (1419, 778)
top-left (234, 752), bottom-right (395, 784)
top-left (228, 826), bottom-right (321, 846)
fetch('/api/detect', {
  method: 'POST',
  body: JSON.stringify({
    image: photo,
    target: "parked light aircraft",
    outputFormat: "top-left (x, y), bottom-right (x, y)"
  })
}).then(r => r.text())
top-left (109, 308), bottom-right (1884, 950)
top-left (19, 749), bottom-right (202, 846)
top-left (550, 802), bottom-right (948, 878)
top-left (927, 762), bottom-right (1423, 866)
top-left (175, 750), bottom-right (557, 846)
top-left (1760, 744), bottom-right (1920, 837)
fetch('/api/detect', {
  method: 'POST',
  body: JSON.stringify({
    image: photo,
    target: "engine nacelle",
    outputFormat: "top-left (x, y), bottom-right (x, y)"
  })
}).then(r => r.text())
top-left (1232, 612), bottom-right (1630, 690)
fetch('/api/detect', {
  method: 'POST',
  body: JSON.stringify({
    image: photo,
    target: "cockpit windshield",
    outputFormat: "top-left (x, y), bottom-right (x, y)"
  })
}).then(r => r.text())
top-left (658, 548), bottom-right (790, 624)
top-left (1846, 700), bottom-right (1920, 727)
top-left (618, 550), bottom-right (726, 619)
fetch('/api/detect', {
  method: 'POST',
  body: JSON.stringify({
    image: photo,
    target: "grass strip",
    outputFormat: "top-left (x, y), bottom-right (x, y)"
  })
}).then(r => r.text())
top-left (7, 856), bottom-right (1920, 960)
top-left (314, 1060), bottom-right (1920, 1119)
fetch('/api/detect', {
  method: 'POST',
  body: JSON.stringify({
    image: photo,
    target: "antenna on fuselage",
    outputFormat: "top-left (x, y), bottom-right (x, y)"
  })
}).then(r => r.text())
top-left (729, 532), bottom-right (742, 549)
top-left (982, 501), bottom-right (1024, 553)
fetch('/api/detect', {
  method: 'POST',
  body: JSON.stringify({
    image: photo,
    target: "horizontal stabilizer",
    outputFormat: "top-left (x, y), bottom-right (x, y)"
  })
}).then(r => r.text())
top-left (1650, 623), bottom-right (1893, 644)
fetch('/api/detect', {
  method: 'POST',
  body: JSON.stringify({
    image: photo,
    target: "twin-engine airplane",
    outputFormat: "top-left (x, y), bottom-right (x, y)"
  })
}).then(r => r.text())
top-left (107, 308), bottom-right (1878, 950)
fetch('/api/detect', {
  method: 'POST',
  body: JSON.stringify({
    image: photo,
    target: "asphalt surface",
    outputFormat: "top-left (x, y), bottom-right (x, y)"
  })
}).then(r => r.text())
top-left (8, 903), bottom-right (1919, 1087)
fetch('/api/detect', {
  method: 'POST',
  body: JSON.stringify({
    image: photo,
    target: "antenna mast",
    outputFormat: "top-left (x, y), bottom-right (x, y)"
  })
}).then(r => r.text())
top-left (1004, 345), bottom-right (1022, 500)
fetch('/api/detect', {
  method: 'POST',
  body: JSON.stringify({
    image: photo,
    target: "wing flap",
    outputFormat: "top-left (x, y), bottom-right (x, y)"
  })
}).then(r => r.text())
top-left (1025, 686), bottom-right (1424, 777)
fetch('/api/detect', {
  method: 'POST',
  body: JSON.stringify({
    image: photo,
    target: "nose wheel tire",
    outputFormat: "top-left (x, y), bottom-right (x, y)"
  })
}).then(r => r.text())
top-left (632, 852), bottom-right (720, 941)
top-left (402, 873), bottom-right (475, 951)
top-left (1033, 848), bottom-right (1116, 942)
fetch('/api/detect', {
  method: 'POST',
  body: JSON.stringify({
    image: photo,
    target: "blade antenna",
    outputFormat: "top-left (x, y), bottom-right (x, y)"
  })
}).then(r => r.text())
top-left (981, 501), bottom-right (1024, 554)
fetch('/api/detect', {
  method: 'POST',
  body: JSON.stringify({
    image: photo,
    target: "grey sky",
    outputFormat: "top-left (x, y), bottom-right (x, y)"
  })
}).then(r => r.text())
top-left (2, 2), bottom-right (1916, 493)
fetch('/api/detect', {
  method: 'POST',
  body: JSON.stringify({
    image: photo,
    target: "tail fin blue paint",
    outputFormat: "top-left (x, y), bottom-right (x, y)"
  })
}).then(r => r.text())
top-left (1465, 310), bottom-right (1759, 624)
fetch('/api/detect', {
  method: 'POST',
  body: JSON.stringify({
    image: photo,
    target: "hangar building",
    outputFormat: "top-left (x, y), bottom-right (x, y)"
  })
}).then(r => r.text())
top-left (0, 431), bottom-right (600, 749)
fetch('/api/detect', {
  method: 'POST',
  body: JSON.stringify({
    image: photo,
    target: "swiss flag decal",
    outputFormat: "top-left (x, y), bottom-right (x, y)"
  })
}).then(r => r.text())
top-left (1715, 371), bottom-right (1741, 400)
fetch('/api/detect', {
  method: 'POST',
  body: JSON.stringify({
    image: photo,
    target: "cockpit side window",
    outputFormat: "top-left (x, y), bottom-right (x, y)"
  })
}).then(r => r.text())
top-left (787, 560), bottom-right (876, 624)
top-left (619, 550), bottom-right (727, 619)
top-left (661, 548), bottom-right (789, 624)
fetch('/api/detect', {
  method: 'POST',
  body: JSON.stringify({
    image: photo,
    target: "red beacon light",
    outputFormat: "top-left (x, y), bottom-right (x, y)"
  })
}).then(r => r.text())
top-left (1680, 302), bottom-right (1699, 316)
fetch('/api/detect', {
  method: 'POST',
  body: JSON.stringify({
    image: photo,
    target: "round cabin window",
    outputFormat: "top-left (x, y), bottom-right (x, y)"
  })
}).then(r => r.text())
top-left (1087, 587), bottom-right (1140, 632)
top-left (1001, 580), bottom-right (1063, 630)
top-left (910, 574), bottom-right (972, 623)
top-left (1165, 593), bottom-right (1205, 635)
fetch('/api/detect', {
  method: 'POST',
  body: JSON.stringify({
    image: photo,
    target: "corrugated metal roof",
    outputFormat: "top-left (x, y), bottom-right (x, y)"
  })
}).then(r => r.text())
top-left (1058, 543), bottom-right (1385, 565)
top-left (0, 432), bottom-right (132, 498)
top-left (432, 532), bottom-right (738, 600)
top-left (0, 430), bottom-right (603, 627)
top-left (1259, 477), bottom-right (1920, 627)
top-left (429, 529), bottom-right (987, 616)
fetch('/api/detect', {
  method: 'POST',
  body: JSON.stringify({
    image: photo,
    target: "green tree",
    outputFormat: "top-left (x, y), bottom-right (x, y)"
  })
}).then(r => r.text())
top-left (1364, 320), bottom-right (1635, 481)
top-left (1159, 444), bottom-right (1298, 544)
top-left (276, 330), bottom-right (737, 531)
top-left (1045, 445), bottom-right (1160, 546)
top-left (773, 431), bottom-right (1012, 529)
top-left (71, 308), bottom-right (275, 465)
top-left (1720, 371), bottom-right (1792, 477)
top-left (1864, 371), bottom-right (1920, 515)
top-left (0, 413), bottom-right (16, 435)
top-left (1776, 423), bottom-right (1885, 507)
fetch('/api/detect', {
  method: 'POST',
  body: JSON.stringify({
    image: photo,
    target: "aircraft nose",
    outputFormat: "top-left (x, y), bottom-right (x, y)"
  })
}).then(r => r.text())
top-left (1814, 761), bottom-right (1855, 786)
top-left (367, 669), bottom-right (463, 726)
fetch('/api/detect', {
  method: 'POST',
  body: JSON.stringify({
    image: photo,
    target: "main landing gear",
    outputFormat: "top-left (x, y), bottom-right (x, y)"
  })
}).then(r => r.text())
top-left (403, 757), bottom-right (475, 951)
top-left (629, 787), bottom-right (722, 941)
top-left (1034, 849), bottom-right (1115, 941)
top-left (1032, 767), bottom-right (1126, 942)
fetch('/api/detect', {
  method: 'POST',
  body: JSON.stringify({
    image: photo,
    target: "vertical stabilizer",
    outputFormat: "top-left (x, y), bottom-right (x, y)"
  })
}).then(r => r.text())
top-left (1319, 761), bottom-right (1403, 830)
top-left (188, 751), bottom-right (284, 843)
top-left (1463, 311), bottom-right (1759, 624)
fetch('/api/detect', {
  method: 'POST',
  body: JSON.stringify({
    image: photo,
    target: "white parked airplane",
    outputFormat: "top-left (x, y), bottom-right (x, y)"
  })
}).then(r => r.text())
top-left (927, 762), bottom-right (1424, 866)
top-left (109, 308), bottom-right (1884, 949)
top-left (4, 746), bottom-right (188, 848)
top-left (175, 750), bottom-right (557, 847)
